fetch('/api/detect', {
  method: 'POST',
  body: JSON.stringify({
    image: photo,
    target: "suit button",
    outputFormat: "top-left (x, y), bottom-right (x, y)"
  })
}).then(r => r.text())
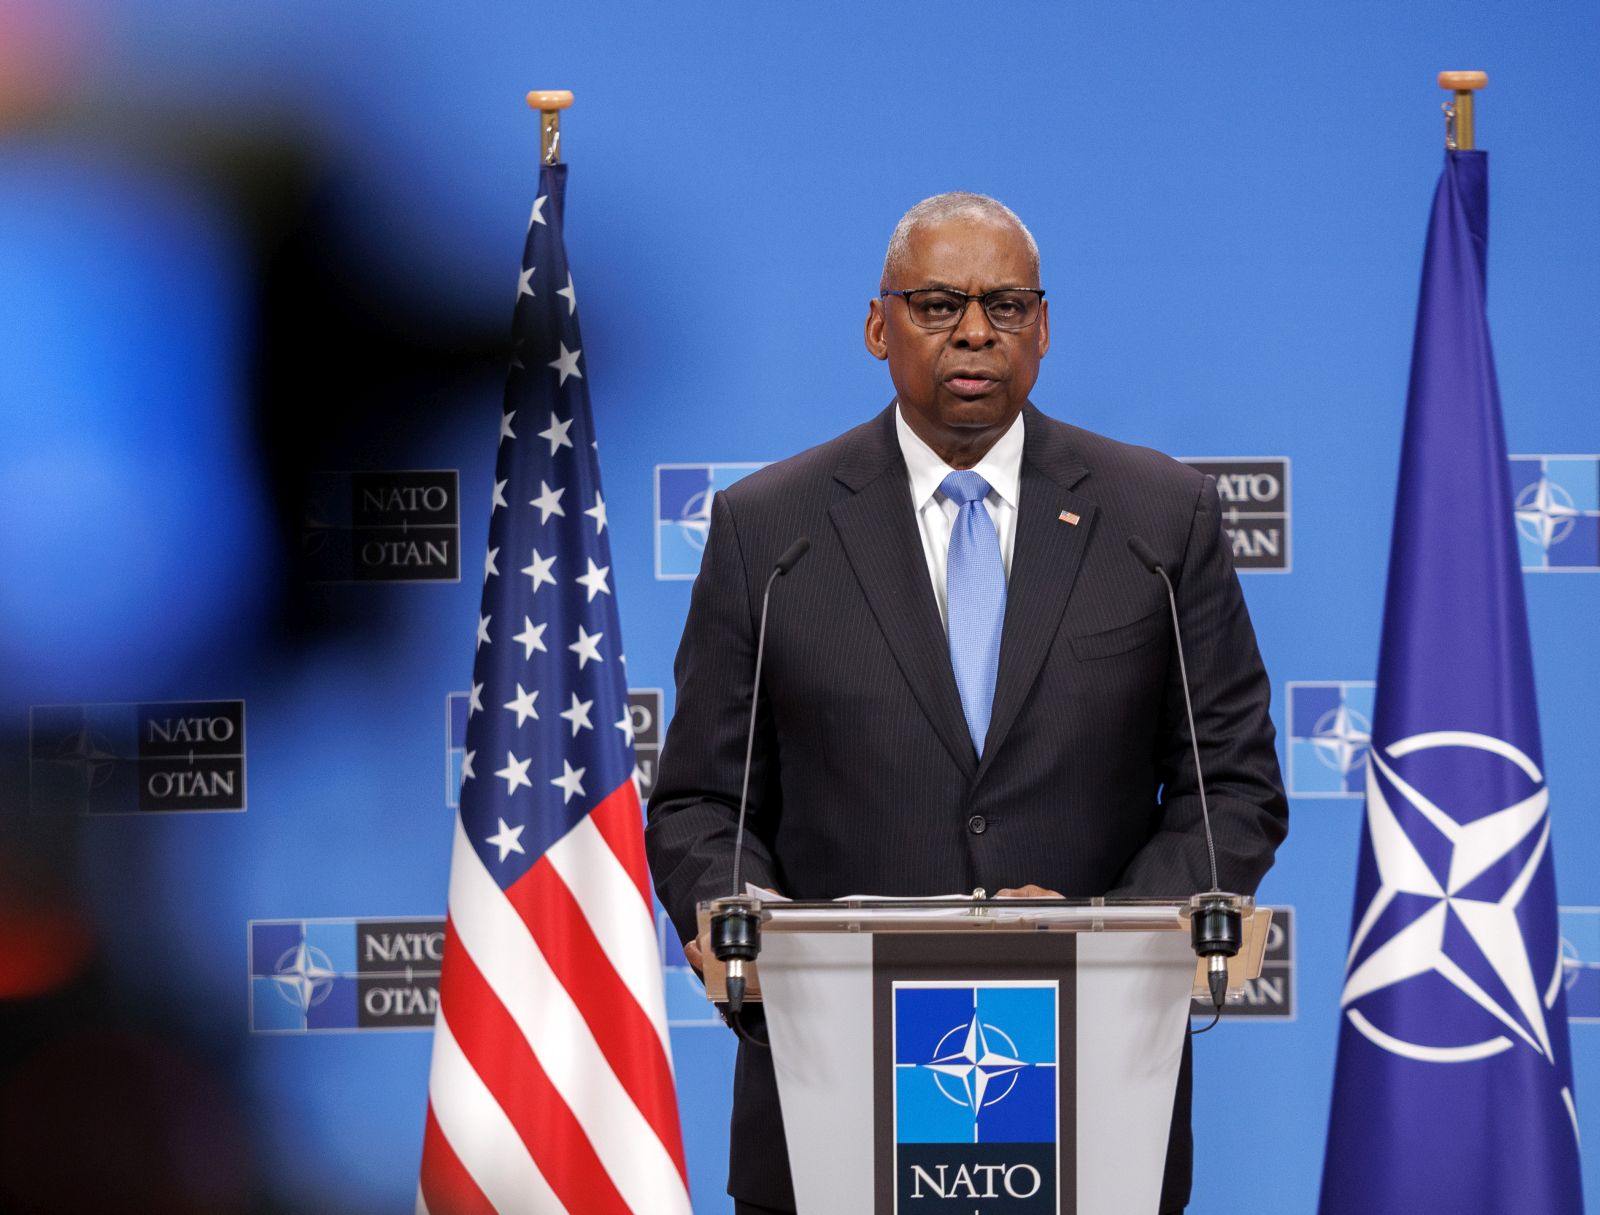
top-left (967, 814), bottom-right (987, 835)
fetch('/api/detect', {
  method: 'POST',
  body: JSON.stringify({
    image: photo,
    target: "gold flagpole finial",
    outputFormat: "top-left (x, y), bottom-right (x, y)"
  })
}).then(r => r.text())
top-left (1438, 71), bottom-right (1488, 151)
top-left (527, 90), bottom-right (575, 165)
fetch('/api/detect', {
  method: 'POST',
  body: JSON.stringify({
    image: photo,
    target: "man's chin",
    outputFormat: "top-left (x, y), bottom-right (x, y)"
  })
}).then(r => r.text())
top-left (936, 393), bottom-right (1021, 429)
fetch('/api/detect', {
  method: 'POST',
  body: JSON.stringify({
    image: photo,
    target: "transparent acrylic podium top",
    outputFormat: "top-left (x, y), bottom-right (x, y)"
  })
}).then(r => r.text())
top-left (694, 895), bottom-right (1271, 1003)
top-left (701, 894), bottom-right (1243, 933)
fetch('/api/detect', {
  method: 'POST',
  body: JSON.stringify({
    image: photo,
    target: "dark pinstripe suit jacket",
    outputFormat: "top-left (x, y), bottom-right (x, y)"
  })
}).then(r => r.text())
top-left (646, 402), bottom-right (1288, 1210)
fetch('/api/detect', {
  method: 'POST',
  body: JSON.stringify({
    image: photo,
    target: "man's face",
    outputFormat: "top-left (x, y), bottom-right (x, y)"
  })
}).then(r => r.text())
top-left (864, 217), bottom-right (1049, 459)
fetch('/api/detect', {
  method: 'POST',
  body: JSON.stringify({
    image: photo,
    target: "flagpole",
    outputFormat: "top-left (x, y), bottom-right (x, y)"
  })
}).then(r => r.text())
top-left (527, 89), bottom-right (575, 165)
top-left (1438, 71), bottom-right (1487, 150)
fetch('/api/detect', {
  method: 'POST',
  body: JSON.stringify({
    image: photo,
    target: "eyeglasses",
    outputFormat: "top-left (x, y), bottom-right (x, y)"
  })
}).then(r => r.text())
top-left (879, 287), bottom-right (1046, 332)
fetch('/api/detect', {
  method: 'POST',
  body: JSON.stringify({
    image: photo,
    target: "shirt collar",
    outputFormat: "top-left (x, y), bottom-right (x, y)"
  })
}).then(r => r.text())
top-left (894, 403), bottom-right (1024, 510)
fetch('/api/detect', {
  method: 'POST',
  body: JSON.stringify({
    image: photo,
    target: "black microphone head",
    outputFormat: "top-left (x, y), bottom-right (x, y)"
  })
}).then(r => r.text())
top-left (773, 537), bottom-right (811, 575)
top-left (1127, 535), bottom-right (1163, 575)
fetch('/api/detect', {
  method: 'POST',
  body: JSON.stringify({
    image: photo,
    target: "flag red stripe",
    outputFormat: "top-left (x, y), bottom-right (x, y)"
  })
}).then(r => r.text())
top-left (438, 914), bottom-right (634, 1215)
top-left (507, 854), bottom-right (689, 1181)
top-left (587, 780), bottom-right (654, 909)
top-left (418, 1103), bottom-right (497, 1215)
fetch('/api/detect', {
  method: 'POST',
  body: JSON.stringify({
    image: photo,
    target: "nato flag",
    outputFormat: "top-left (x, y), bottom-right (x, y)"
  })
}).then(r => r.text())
top-left (1318, 150), bottom-right (1583, 1212)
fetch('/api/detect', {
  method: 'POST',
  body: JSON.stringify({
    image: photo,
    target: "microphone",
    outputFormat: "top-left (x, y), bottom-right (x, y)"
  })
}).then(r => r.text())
top-left (710, 536), bottom-right (811, 1018)
top-left (1126, 534), bottom-right (1241, 1012)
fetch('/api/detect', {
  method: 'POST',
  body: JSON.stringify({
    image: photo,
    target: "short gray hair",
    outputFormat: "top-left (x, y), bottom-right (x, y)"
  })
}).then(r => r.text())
top-left (880, 192), bottom-right (1040, 289)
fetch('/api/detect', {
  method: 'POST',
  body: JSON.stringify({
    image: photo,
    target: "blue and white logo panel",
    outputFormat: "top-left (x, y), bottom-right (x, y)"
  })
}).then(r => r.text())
top-left (1286, 681), bottom-right (1374, 798)
top-left (249, 918), bottom-right (443, 1034)
top-left (893, 982), bottom-right (1058, 1212)
top-left (1511, 455), bottom-right (1600, 572)
top-left (30, 699), bottom-right (247, 815)
top-left (654, 463), bottom-right (767, 579)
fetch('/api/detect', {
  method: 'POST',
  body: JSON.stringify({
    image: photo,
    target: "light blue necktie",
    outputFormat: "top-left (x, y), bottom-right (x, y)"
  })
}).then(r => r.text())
top-left (941, 471), bottom-right (1006, 755)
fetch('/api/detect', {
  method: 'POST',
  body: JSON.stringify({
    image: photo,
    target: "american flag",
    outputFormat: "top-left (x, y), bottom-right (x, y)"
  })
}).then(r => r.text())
top-left (418, 162), bottom-right (692, 1215)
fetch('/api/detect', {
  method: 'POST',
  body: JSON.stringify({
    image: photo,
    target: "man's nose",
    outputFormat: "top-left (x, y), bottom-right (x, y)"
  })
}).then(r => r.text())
top-left (951, 297), bottom-right (997, 347)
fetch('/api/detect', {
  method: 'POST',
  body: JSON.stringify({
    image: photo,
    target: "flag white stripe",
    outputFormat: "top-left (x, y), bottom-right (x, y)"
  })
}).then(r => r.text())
top-left (414, 1188), bottom-right (430, 1215)
top-left (428, 1008), bottom-right (568, 1215)
top-left (446, 819), bottom-right (693, 1215)
top-left (545, 814), bottom-right (675, 1064)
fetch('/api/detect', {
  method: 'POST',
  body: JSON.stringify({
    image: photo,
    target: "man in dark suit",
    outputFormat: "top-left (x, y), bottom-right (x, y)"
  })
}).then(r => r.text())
top-left (645, 193), bottom-right (1288, 1214)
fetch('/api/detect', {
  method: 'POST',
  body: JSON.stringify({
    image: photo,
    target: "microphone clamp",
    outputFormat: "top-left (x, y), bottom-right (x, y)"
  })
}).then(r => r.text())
top-left (1189, 892), bottom-right (1244, 1011)
top-left (709, 895), bottom-right (764, 1015)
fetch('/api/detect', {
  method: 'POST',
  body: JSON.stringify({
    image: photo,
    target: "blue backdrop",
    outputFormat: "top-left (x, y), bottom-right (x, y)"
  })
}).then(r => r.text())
top-left (0, 2), bottom-right (1596, 1212)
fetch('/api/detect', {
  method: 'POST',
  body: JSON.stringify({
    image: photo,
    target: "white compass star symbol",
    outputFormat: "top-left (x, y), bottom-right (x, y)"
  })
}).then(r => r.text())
top-left (1312, 703), bottom-right (1372, 775)
top-left (923, 1015), bottom-right (1028, 1111)
top-left (1342, 730), bottom-right (1556, 1065)
top-left (272, 942), bottom-right (336, 1011)
top-left (1514, 476), bottom-right (1580, 551)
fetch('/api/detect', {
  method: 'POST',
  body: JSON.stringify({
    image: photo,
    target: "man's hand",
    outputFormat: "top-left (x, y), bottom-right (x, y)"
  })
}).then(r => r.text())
top-left (995, 884), bottom-right (1064, 898)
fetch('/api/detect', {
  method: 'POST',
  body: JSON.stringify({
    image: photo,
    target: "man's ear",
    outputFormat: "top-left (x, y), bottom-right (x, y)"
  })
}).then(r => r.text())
top-left (864, 298), bottom-right (889, 361)
top-left (1036, 298), bottom-right (1050, 358)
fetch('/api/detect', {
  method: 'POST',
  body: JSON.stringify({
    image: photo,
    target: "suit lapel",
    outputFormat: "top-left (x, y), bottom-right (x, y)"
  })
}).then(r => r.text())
top-left (976, 406), bottom-right (1096, 782)
top-left (829, 409), bottom-right (977, 779)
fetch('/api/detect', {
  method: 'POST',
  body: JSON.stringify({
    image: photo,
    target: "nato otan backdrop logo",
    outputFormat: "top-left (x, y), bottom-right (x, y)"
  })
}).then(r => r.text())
top-left (302, 470), bottom-right (461, 583)
top-left (1511, 455), bottom-right (1600, 572)
top-left (29, 699), bottom-right (246, 814)
top-left (1180, 458), bottom-right (1291, 572)
top-left (249, 918), bottom-right (443, 1033)
top-left (1286, 681), bottom-right (1373, 798)
top-left (654, 463), bottom-right (766, 579)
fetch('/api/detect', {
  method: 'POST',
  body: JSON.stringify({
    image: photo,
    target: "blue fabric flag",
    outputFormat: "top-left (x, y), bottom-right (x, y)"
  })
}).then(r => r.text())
top-left (1318, 151), bottom-right (1583, 1214)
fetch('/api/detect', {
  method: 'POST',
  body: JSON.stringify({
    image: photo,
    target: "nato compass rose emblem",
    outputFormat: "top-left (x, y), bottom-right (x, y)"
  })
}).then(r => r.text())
top-left (672, 485), bottom-right (714, 553)
top-left (272, 941), bottom-right (338, 1012)
top-left (1514, 475), bottom-right (1580, 552)
top-left (1341, 730), bottom-right (1564, 1071)
top-left (50, 723), bottom-right (121, 795)
top-left (1312, 703), bottom-right (1371, 780)
top-left (922, 1013), bottom-right (1031, 1115)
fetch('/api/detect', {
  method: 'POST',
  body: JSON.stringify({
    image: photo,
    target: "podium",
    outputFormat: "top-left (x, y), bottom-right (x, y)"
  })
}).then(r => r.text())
top-left (697, 896), bottom-right (1270, 1215)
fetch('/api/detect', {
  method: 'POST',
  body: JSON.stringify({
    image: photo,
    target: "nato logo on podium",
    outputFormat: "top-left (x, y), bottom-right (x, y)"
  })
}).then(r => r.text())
top-left (893, 983), bottom-right (1058, 1211)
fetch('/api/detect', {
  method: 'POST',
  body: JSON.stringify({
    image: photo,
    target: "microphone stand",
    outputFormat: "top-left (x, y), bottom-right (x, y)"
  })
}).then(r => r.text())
top-left (1128, 535), bottom-right (1243, 1017)
top-left (708, 538), bottom-right (810, 1043)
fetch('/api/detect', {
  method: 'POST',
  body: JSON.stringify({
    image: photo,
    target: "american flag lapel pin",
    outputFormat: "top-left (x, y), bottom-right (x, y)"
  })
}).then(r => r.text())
top-left (1059, 510), bottom-right (1080, 526)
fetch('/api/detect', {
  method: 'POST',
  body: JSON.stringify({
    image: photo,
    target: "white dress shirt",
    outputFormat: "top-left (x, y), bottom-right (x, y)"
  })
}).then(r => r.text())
top-left (894, 403), bottom-right (1023, 631)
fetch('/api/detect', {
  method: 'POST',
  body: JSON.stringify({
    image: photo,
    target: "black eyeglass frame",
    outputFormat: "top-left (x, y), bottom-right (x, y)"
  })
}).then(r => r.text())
top-left (878, 287), bottom-right (1047, 331)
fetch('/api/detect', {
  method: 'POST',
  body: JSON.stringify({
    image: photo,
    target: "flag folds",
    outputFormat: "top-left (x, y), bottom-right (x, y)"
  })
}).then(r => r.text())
top-left (419, 164), bottom-right (692, 1215)
top-left (1319, 151), bottom-right (1582, 1214)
